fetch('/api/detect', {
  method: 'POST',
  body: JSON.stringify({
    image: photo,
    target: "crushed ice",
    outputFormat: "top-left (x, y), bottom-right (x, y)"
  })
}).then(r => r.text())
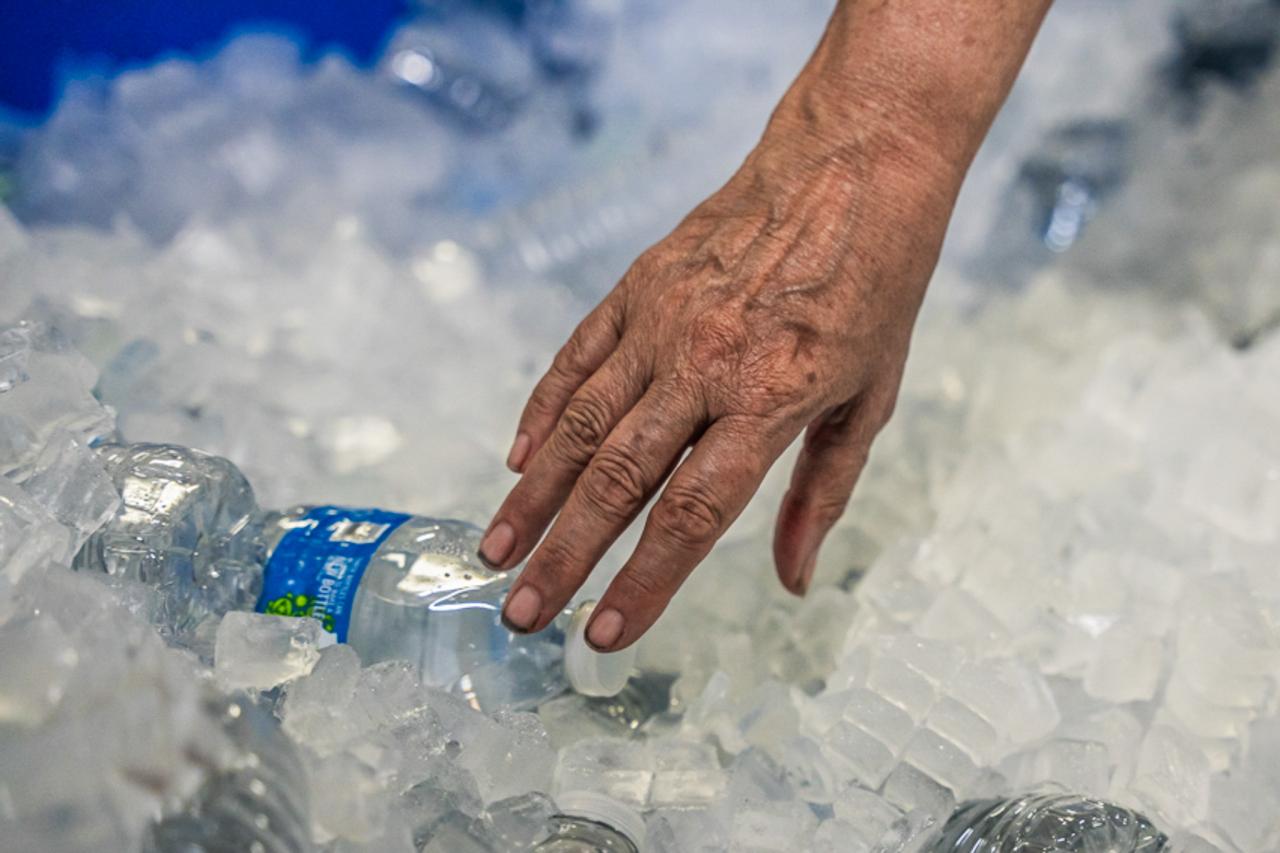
top-left (1, 1), bottom-right (1279, 850)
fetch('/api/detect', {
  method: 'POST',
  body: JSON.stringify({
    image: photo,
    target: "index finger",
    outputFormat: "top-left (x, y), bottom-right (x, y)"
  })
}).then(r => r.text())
top-left (583, 418), bottom-right (786, 652)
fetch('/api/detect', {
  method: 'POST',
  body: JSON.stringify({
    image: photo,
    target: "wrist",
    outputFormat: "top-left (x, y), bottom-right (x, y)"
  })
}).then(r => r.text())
top-left (754, 0), bottom-right (1054, 198)
top-left (762, 75), bottom-right (966, 206)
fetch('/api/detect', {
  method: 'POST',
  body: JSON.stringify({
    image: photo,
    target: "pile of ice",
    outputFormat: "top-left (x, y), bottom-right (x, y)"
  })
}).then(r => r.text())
top-left (2, 0), bottom-right (1280, 851)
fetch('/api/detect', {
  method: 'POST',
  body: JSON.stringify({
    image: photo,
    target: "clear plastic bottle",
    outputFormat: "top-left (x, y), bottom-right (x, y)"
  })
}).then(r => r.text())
top-left (378, 10), bottom-right (535, 132)
top-left (76, 443), bottom-right (635, 711)
top-left (71, 443), bottom-right (263, 645)
top-left (535, 791), bottom-right (646, 853)
top-left (932, 791), bottom-right (1168, 853)
top-left (144, 693), bottom-right (313, 853)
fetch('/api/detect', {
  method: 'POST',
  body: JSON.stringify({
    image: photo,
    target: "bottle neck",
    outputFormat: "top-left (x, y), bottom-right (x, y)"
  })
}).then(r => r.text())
top-left (536, 815), bottom-right (640, 853)
top-left (540, 792), bottom-right (645, 853)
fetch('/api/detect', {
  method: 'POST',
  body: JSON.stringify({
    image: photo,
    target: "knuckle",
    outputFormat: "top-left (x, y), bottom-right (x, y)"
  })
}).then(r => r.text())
top-left (524, 385), bottom-right (562, 421)
top-left (552, 333), bottom-right (592, 381)
top-left (528, 538), bottom-right (580, 588)
top-left (555, 395), bottom-right (614, 462)
top-left (650, 484), bottom-right (724, 549)
top-left (579, 446), bottom-right (649, 522)
top-left (811, 492), bottom-right (852, 528)
top-left (616, 565), bottom-right (667, 601)
top-left (625, 248), bottom-right (663, 284)
top-left (686, 313), bottom-right (749, 365)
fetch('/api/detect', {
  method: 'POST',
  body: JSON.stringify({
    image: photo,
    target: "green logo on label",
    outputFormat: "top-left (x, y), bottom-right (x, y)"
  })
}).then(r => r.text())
top-left (261, 593), bottom-right (335, 634)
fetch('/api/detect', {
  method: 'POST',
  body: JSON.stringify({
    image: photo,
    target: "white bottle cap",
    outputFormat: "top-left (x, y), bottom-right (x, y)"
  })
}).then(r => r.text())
top-left (563, 600), bottom-right (636, 698)
top-left (555, 789), bottom-right (647, 851)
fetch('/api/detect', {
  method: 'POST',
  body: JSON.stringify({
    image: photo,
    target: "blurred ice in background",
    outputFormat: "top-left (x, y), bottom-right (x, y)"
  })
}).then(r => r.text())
top-left (1, 0), bottom-right (1280, 850)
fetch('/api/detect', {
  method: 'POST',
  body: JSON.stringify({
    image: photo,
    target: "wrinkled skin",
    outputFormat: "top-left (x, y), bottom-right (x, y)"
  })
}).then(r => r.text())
top-left (479, 0), bottom-right (1055, 651)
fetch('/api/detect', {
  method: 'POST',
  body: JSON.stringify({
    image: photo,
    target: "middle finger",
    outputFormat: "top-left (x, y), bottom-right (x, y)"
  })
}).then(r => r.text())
top-left (500, 379), bottom-right (703, 633)
top-left (479, 345), bottom-right (646, 569)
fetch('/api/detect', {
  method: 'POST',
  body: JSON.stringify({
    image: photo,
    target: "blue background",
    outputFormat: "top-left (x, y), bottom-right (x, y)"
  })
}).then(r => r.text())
top-left (0, 1), bottom-right (526, 117)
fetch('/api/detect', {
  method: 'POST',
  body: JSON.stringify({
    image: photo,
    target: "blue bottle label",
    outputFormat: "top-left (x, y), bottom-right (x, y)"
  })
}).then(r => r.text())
top-left (257, 506), bottom-right (411, 642)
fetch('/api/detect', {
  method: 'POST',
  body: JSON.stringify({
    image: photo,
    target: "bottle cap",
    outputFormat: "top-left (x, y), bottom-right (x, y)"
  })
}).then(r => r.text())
top-left (555, 789), bottom-right (647, 850)
top-left (563, 600), bottom-right (635, 698)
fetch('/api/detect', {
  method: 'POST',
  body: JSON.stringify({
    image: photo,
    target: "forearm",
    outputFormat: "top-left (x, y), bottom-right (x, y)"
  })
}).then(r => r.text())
top-left (491, 2), bottom-right (1057, 643)
top-left (691, 0), bottom-right (1053, 319)
top-left (774, 0), bottom-right (1055, 181)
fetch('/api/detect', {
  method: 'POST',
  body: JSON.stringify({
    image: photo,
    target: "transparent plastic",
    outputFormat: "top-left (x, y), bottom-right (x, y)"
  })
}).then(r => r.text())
top-left (72, 443), bottom-right (262, 645)
top-left (76, 443), bottom-right (635, 711)
top-left (535, 791), bottom-right (645, 853)
top-left (144, 694), bottom-right (312, 853)
top-left (933, 791), bottom-right (1168, 853)
top-left (262, 507), bottom-right (626, 710)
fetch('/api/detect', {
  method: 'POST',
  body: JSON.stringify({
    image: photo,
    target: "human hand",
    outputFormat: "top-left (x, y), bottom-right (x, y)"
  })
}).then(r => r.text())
top-left (477, 121), bottom-right (959, 652)
top-left (477, 0), bottom-right (1051, 652)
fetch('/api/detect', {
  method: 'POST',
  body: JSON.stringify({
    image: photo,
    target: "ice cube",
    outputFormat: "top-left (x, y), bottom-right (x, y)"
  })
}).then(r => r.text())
top-left (646, 807), bottom-right (729, 853)
top-left (214, 612), bottom-right (322, 691)
top-left (0, 479), bottom-right (71, 592)
top-left (822, 716), bottom-right (899, 790)
top-left (913, 588), bottom-right (1010, 653)
top-left (1060, 708), bottom-right (1144, 778)
top-left (462, 710), bottom-right (556, 803)
top-left (866, 654), bottom-right (938, 722)
top-left (945, 659), bottom-right (1060, 753)
top-left (1006, 738), bottom-right (1113, 796)
top-left (1129, 724), bottom-right (1211, 825)
top-left (1083, 623), bottom-right (1164, 703)
top-left (813, 815), bottom-right (866, 852)
top-left (728, 800), bottom-right (818, 853)
top-left (0, 323), bottom-right (113, 471)
top-left (648, 739), bottom-right (726, 808)
top-left (899, 729), bottom-right (982, 795)
top-left (855, 549), bottom-right (936, 624)
top-left (738, 680), bottom-right (801, 753)
top-left (831, 786), bottom-right (904, 849)
top-left (282, 643), bottom-right (363, 753)
top-left (1181, 432), bottom-right (1280, 542)
top-left (478, 791), bottom-right (555, 852)
top-left (724, 748), bottom-right (796, 808)
top-left (777, 735), bottom-right (841, 806)
top-left (880, 763), bottom-right (956, 822)
top-left (398, 765), bottom-right (484, 844)
top-left (924, 697), bottom-right (999, 765)
top-left (19, 431), bottom-right (118, 551)
top-left (0, 614), bottom-right (79, 725)
top-left (307, 749), bottom-right (391, 843)
top-left (553, 737), bottom-right (653, 808)
top-left (419, 810), bottom-right (495, 853)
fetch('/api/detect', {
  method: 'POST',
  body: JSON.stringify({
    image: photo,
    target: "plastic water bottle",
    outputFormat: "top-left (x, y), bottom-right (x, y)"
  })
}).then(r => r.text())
top-left (75, 443), bottom-right (635, 711)
top-left (144, 693), bottom-right (312, 853)
top-left (379, 11), bottom-right (535, 132)
top-left (932, 791), bottom-right (1168, 852)
top-left (536, 791), bottom-right (645, 853)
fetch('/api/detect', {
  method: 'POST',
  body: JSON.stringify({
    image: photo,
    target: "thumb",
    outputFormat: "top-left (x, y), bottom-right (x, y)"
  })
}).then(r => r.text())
top-left (773, 401), bottom-right (876, 595)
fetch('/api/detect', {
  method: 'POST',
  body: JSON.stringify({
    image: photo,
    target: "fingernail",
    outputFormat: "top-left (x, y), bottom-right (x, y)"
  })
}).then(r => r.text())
top-left (502, 585), bottom-right (542, 632)
top-left (480, 521), bottom-right (515, 567)
top-left (506, 433), bottom-right (531, 473)
top-left (586, 607), bottom-right (625, 651)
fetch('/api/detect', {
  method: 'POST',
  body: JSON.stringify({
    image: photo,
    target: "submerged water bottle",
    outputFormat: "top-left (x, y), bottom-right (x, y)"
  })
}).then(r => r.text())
top-left (932, 791), bottom-right (1168, 852)
top-left (75, 443), bottom-right (635, 711)
top-left (536, 791), bottom-right (645, 853)
top-left (144, 693), bottom-right (312, 853)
